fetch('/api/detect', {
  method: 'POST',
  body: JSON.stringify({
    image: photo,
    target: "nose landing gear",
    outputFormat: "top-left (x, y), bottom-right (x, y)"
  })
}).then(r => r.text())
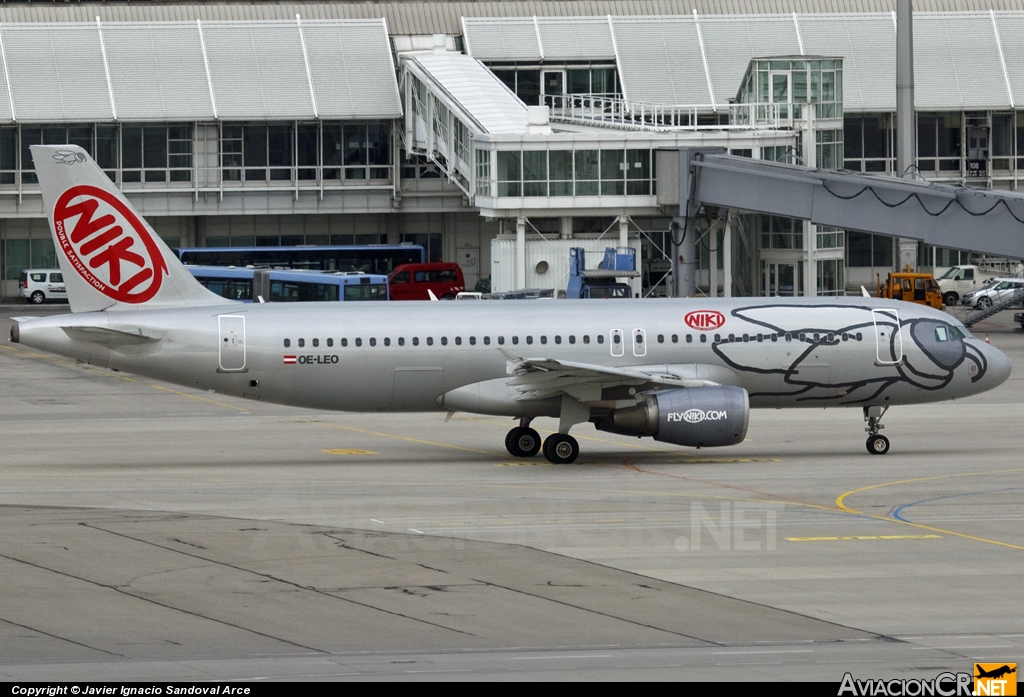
top-left (864, 406), bottom-right (890, 455)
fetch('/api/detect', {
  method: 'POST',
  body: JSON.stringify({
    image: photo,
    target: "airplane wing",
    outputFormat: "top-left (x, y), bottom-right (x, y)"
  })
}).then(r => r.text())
top-left (504, 354), bottom-right (723, 402)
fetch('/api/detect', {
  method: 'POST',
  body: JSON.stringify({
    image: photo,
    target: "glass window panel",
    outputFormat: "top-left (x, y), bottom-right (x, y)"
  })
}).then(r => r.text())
top-left (121, 126), bottom-right (143, 169)
top-left (567, 69), bottom-right (590, 94)
top-left (143, 126), bottom-right (167, 168)
top-left (243, 125), bottom-right (267, 167)
top-left (575, 149), bottom-right (598, 195)
top-left (515, 70), bottom-right (540, 105)
top-left (367, 123), bottom-right (390, 166)
top-left (344, 124), bottom-right (366, 166)
top-left (322, 123), bottom-right (343, 166)
top-left (844, 118), bottom-right (863, 159)
top-left (600, 150), bottom-right (624, 195)
top-left (497, 151), bottom-right (521, 196)
top-left (917, 115), bottom-right (937, 157)
top-left (938, 113), bottom-right (961, 158)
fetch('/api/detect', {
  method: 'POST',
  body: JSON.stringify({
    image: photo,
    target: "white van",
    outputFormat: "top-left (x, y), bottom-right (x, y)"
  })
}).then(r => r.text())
top-left (936, 265), bottom-right (1003, 306)
top-left (18, 269), bottom-right (68, 304)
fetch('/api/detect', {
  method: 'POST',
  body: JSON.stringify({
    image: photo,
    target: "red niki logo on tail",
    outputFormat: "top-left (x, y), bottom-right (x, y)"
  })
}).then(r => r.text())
top-left (53, 185), bottom-right (167, 303)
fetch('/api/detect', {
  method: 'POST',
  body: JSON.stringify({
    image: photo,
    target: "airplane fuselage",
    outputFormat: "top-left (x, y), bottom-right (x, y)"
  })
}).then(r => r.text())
top-left (14, 296), bottom-right (1008, 417)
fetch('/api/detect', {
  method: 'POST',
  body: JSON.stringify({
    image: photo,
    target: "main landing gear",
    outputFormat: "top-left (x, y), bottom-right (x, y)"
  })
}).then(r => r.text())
top-left (864, 406), bottom-right (890, 455)
top-left (504, 418), bottom-right (580, 464)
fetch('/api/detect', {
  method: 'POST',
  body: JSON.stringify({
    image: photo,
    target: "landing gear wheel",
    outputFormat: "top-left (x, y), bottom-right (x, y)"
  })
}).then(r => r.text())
top-left (30, 291), bottom-right (44, 304)
top-left (542, 434), bottom-right (579, 464)
top-left (505, 427), bottom-right (541, 457)
top-left (866, 435), bottom-right (890, 455)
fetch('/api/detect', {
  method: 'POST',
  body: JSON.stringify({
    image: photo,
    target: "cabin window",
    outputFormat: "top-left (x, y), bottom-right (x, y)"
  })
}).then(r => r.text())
top-left (369, 338), bottom-right (376, 347)
top-left (283, 339), bottom-right (290, 347)
top-left (583, 335), bottom-right (590, 344)
top-left (674, 334), bottom-right (680, 343)
top-left (526, 336), bottom-right (533, 344)
top-left (398, 337), bottom-right (405, 346)
top-left (555, 336), bottom-right (562, 344)
top-left (427, 337), bottom-right (433, 346)
top-left (484, 336), bottom-right (491, 345)
top-left (313, 338), bottom-right (320, 347)
top-left (785, 333), bottom-right (792, 341)
top-left (413, 337), bottom-right (419, 346)
top-left (355, 338), bottom-right (362, 347)
top-left (700, 334), bottom-right (707, 343)
top-left (540, 336), bottom-right (547, 344)
top-left (441, 337), bottom-right (448, 346)
top-left (455, 337), bottom-right (462, 345)
top-left (469, 336), bottom-right (476, 345)
top-left (298, 338), bottom-right (305, 347)
top-left (657, 334), bottom-right (664, 343)
top-left (569, 335), bottom-right (576, 344)
top-left (384, 338), bottom-right (391, 346)
top-left (685, 335), bottom-right (692, 344)
top-left (597, 335), bottom-right (604, 344)
top-left (497, 336), bottom-right (505, 345)
top-left (327, 338), bottom-right (334, 347)
top-left (341, 338), bottom-right (348, 347)
top-left (512, 336), bottom-right (519, 344)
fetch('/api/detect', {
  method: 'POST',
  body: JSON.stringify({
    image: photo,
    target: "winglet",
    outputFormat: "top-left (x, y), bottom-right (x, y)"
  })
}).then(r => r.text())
top-left (31, 145), bottom-right (225, 313)
top-left (861, 285), bottom-right (871, 297)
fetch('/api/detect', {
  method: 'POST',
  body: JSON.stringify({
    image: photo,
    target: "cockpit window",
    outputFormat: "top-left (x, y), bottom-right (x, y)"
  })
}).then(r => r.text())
top-left (934, 327), bottom-right (949, 342)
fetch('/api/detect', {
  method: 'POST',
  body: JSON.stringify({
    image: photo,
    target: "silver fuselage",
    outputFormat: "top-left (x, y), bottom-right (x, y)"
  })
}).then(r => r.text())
top-left (13, 297), bottom-right (1011, 416)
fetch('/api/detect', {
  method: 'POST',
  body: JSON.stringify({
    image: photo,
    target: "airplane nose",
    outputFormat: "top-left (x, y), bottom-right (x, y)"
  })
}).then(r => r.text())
top-left (983, 343), bottom-right (1012, 389)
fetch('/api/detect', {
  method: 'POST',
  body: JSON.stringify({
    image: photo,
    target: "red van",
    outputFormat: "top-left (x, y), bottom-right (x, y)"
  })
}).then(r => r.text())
top-left (388, 262), bottom-right (465, 301)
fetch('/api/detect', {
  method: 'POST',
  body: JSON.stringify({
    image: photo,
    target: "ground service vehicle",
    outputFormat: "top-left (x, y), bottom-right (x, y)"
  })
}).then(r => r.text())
top-left (11, 145), bottom-right (1012, 462)
top-left (961, 278), bottom-right (1024, 309)
top-left (877, 271), bottom-right (943, 309)
top-left (388, 262), bottom-right (464, 300)
top-left (186, 266), bottom-right (388, 303)
top-left (18, 268), bottom-right (67, 304)
top-left (565, 247), bottom-right (638, 299)
top-left (936, 265), bottom-right (1009, 306)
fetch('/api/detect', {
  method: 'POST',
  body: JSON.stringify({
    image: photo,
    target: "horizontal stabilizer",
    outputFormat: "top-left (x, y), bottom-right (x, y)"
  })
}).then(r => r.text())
top-left (62, 325), bottom-right (162, 347)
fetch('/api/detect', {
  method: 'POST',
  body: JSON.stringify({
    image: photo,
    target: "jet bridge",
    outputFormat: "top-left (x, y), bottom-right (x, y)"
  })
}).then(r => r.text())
top-left (664, 149), bottom-right (1024, 259)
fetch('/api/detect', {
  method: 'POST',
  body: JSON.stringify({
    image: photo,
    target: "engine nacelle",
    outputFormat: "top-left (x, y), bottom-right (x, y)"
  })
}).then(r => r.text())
top-left (593, 386), bottom-right (749, 448)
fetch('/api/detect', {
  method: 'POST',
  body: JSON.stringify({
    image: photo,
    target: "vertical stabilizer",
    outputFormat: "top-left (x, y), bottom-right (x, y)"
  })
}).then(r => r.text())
top-left (31, 144), bottom-right (225, 313)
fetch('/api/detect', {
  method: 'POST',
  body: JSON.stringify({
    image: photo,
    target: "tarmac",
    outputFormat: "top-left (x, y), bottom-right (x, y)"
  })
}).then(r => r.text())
top-left (1, 303), bottom-right (1022, 681)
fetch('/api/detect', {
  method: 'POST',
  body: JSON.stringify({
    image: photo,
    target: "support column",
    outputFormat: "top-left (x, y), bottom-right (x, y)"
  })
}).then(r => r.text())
top-left (516, 216), bottom-right (527, 290)
top-left (671, 216), bottom-right (696, 297)
top-left (708, 226), bottom-right (718, 298)
top-left (896, 0), bottom-right (918, 271)
top-left (723, 212), bottom-right (733, 298)
top-left (560, 216), bottom-right (572, 240)
top-left (805, 220), bottom-right (817, 297)
top-left (618, 215), bottom-right (628, 249)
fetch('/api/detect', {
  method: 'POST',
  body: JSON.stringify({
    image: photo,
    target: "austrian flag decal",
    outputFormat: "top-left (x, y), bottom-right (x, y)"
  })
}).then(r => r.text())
top-left (283, 356), bottom-right (297, 365)
top-left (53, 185), bottom-right (168, 303)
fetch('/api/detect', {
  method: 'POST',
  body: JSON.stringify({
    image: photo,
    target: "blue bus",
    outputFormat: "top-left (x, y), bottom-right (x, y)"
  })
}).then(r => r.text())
top-left (177, 244), bottom-right (424, 276)
top-left (186, 266), bottom-right (389, 303)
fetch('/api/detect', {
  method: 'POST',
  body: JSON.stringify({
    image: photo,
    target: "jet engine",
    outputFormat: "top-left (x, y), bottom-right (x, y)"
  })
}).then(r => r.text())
top-left (592, 386), bottom-right (749, 448)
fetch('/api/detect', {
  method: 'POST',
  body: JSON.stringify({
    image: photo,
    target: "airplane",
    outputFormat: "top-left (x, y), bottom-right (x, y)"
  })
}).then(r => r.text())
top-left (9, 145), bottom-right (1013, 462)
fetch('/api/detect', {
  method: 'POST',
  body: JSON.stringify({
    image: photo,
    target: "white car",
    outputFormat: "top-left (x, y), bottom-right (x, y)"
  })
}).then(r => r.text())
top-left (18, 268), bottom-right (67, 304)
top-left (961, 278), bottom-right (1024, 310)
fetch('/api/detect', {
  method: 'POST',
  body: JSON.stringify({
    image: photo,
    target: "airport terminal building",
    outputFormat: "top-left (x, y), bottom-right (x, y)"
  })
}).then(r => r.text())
top-left (1, 0), bottom-right (1023, 299)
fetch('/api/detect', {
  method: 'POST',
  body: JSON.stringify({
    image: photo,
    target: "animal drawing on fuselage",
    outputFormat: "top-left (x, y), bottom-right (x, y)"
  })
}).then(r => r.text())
top-left (712, 304), bottom-right (989, 405)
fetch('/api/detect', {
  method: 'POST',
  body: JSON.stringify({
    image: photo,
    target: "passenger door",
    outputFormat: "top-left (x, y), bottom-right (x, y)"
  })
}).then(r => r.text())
top-left (218, 315), bottom-right (246, 371)
top-left (872, 309), bottom-right (902, 365)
